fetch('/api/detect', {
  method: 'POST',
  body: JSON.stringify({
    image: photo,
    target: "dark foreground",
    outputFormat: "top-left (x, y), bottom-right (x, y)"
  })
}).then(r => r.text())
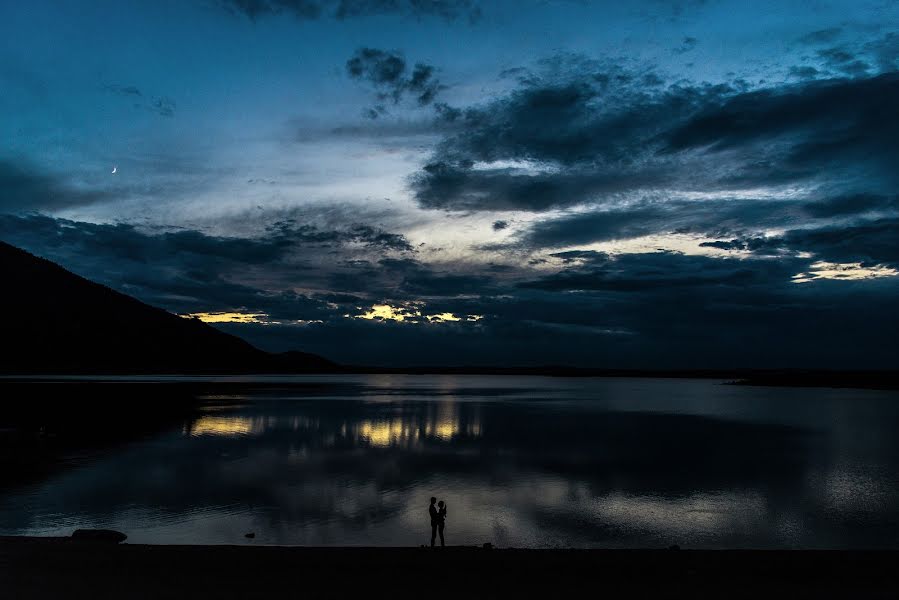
top-left (2, 538), bottom-right (898, 599)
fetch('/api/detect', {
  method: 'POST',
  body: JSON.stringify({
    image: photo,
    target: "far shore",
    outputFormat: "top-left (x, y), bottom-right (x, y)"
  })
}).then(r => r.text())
top-left (2, 368), bottom-right (899, 390)
top-left (2, 536), bottom-right (898, 599)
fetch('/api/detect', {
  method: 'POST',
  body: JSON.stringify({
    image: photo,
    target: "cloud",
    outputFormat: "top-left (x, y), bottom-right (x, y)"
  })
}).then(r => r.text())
top-left (801, 193), bottom-right (899, 218)
top-left (788, 66), bottom-right (820, 80)
top-left (407, 77), bottom-right (684, 210)
top-left (411, 75), bottom-right (697, 210)
top-left (220, 0), bottom-right (480, 21)
top-left (346, 48), bottom-right (443, 116)
top-left (377, 256), bottom-right (496, 296)
top-left (519, 250), bottom-right (798, 292)
top-left (149, 97), bottom-right (176, 117)
top-left (509, 190), bottom-right (899, 266)
top-left (409, 58), bottom-right (899, 213)
top-left (335, 0), bottom-right (480, 21)
top-left (673, 36), bottom-right (698, 54)
top-left (703, 219), bottom-right (899, 267)
top-left (0, 160), bottom-right (112, 213)
top-left (796, 30), bottom-right (898, 77)
top-left (492, 220), bottom-right (508, 231)
top-left (4, 210), bottom-right (899, 368)
top-left (867, 33), bottom-right (899, 73)
top-left (222, 249), bottom-right (899, 369)
top-left (413, 162), bottom-right (668, 212)
top-left (104, 84), bottom-right (142, 97)
top-left (104, 84), bottom-right (176, 117)
top-left (797, 27), bottom-right (843, 46)
top-left (661, 73), bottom-right (899, 186)
top-left (0, 213), bottom-right (415, 320)
top-left (814, 46), bottom-right (870, 76)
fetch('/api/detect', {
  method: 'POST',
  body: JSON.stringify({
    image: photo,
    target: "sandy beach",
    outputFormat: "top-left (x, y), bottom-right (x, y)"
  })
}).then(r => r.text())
top-left (2, 536), bottom-right (898, 599)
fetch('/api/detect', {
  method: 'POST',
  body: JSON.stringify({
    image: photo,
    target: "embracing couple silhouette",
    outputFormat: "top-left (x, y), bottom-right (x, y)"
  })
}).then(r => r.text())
top-left (428, 497), bottom-right (447, 547)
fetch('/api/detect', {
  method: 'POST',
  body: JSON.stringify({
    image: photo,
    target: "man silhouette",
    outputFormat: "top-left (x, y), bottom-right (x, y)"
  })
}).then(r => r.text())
top-left (429, 497), bottom-right (440, 547)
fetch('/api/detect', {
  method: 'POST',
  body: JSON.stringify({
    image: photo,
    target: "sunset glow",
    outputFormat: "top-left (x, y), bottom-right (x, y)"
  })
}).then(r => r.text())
top-left (182, 312), bottom-right (269, 324)
top-left (792, 262), bottom-right (899, 284)
top-left (354, 304), bottom-right (481, 324)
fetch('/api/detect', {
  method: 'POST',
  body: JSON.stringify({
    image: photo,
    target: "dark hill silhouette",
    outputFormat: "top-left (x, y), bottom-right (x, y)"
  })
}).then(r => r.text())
top-left (0, 241), bottom-right (336, 374)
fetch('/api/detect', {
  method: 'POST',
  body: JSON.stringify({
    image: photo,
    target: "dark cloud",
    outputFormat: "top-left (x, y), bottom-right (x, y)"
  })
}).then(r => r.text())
top-left (797, 30), bottom-right (898, 77)
top-left (347, 48), bottom-right (406, 87)
top-left (509, 249), bottom-right (898, 369)
top-left (780, 220), bottom-right (899, 265)
top-left (4, 211), bottom-right (898, 368)
top-left (492, 220), bottom-right (508, 231)
top-left (698, 238), bottom-right (770, 252)
top-left (661, 72), bottom-right (899, 191)
top-left (0, 160), bottom-right (112, 213)
top-left (346, 48), bottom-right (443, 115)
top-left (865, 33), bottom-right (899, 73)
top-left (104, 84), bottom-right (142, 97)
top-left (664, 73), bottom-right (895, 151)
top-left (815, 46), bottom-right (870, 76)
top-left (375, 257), bottom-right (496, 296)
top-left (511, 197), bottom-right (801, 249)
top-left (788, 66), bottom-right (820, 80)
top-left (517, 204), bottom-right (678, 247)
top-left (334, 0), bottom-right (480, 20)
top-left (507, 189), bottom-right (899, 271)
top-left (222, 250), bottom-right (899, 369)
top-left (220, 0), bottom-right (480, 21)
top-left (520, 250), bottom-right (797, 292)
top-left (0, 214), bottom-right (415, 318)
top-left (413, 162), bottom-right (667, 211)
top-left (149, 97), bottom-right (176, 117)
top-left (797, 27), bottom-right (843, 45)
top-left (411, 63), bottom-right (899, 213)
top-left (801, 193), bottom-right (899, 218)
top-left (703, 219), bottom-right (899, 267)
top-left (673, 36), bottom-right (698, 54)
top-left (347, 224), bottom-right (416, 251)
top-left (410, 74), bottom-right (704, 210)
top-left (104, 84), bottom-right (176, 117)
top-left (224, 0), bottom-right (322, 19)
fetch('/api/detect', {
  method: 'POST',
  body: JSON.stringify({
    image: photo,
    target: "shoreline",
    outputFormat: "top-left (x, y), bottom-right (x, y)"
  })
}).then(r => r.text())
top-left (2, 369), bottom-right (899, 390)
top-left (3, 536), bottom-right (899, 598)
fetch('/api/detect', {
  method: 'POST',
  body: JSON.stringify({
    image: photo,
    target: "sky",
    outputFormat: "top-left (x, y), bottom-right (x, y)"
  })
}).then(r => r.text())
top-left (2, 0), bottom-right (898, 367)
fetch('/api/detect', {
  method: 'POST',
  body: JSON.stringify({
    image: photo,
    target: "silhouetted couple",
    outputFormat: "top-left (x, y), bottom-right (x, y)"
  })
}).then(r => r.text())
top-left (429, 497), bottom-right (447, 547)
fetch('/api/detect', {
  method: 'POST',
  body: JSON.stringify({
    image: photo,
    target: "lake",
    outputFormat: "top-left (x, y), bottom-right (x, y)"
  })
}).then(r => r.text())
top-left (2, 375), bottom-right (899, 548)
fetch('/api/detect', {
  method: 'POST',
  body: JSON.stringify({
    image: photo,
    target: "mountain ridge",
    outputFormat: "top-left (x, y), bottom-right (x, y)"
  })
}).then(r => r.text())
top-left (0, 241), bottom-right (336, 374)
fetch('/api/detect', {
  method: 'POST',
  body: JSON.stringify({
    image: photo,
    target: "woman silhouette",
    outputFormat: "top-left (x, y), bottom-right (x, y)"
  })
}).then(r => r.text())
top-left (436, 500), bottom-right (447, 547)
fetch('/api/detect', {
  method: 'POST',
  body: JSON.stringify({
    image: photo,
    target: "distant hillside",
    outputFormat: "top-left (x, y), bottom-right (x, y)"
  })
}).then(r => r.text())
top-left (0, 241), bottom-right (336, 374)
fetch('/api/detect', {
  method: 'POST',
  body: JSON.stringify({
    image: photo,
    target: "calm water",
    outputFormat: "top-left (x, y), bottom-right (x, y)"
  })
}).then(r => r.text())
top-left (2, 375), bottom-right (899, 548)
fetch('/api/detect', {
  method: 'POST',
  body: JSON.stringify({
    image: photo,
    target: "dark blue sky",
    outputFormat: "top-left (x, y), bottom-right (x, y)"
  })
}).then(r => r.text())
top-left (2, 0), bottom-right (898, 367)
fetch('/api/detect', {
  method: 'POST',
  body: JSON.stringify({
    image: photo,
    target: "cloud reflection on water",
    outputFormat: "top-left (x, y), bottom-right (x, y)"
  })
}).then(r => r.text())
top-left (2, 377), bottom-right (899, 548)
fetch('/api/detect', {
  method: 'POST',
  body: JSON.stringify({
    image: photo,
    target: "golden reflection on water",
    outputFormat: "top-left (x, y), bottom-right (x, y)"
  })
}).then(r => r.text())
top-left (185, 401), bottom-right (481, 446)
top-left (187, 416), bottom-right (262, 437)
top-left (358, 419), bottom-right (418, 447)
top-left (356, 402), bottom-right (481, 447)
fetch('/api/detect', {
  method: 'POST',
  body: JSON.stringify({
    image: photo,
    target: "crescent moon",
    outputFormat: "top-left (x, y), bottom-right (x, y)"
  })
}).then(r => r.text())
top-left (111, 166), bottom-right (117, 174)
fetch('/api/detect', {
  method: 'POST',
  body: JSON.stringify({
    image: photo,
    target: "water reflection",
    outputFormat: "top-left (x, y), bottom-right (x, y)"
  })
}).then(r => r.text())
top-left (353, 402), bottom-right (481, 447)
top-left (187, 416), bottom-right (263, 438)
top-left (186, 400), bottom-right (482, 448)
top-left (1, 376), bottom-right (899, 548)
